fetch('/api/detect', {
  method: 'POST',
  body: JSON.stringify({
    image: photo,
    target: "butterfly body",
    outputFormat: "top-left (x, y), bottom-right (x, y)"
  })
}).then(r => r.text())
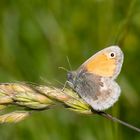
top-left (67, 46), bottom-right (123, 111)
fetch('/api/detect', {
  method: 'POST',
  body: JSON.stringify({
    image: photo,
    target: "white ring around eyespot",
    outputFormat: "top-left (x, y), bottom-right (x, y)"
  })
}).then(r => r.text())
top-left (108, 52), bottom-right (116, 59)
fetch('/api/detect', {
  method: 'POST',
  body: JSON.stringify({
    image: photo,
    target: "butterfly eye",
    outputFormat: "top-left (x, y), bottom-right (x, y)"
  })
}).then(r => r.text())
top-left (108, 52), bottom-right (116, 58)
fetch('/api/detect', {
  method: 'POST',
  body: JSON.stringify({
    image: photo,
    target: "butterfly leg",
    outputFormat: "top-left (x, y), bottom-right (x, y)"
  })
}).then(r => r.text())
top-left (61, 80), bottom-right (69, 91)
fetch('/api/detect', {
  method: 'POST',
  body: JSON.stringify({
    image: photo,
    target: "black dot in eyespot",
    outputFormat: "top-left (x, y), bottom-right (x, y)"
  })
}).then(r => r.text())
top-left (110, 53), bottom-right (115, 57)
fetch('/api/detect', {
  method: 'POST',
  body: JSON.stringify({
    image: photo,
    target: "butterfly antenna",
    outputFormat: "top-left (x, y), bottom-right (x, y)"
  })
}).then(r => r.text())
top-left (58, 56), bottom-right (72, 72)
top-left (58, 67), bottom-right (69, 72)
top-left (96, 111), bottom-right (140, 133)
top-left (66, 56), bottom-right (72, 71)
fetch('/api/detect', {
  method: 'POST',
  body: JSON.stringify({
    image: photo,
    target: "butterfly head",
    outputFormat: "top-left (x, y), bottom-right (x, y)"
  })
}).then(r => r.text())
top-left (67, 71), bottom-right (77, 88)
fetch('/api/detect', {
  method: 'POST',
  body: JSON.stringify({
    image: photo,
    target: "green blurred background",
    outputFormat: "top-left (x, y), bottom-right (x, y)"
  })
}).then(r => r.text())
top-left (0, 0), bottom-right (140, 139)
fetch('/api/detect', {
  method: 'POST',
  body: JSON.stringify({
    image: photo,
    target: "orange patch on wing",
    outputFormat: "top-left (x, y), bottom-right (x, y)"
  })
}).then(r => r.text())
top-left (85, 53), bottom-right (116, 77)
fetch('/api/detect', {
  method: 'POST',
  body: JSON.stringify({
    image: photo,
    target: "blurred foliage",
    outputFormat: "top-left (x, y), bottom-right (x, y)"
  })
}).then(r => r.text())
top-left (0, 0), bottom-right (140, 139)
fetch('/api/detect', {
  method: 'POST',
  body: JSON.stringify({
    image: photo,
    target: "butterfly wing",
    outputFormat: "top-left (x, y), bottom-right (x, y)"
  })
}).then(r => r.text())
top-left (75, 73), bottom-right (121, 111)
top-left (74, 46), bottom-right (123, 110)
top-left (78, 46), bottom-right (124, 79)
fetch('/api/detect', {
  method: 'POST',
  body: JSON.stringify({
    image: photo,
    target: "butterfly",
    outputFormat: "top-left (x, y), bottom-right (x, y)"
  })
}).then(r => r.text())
top-left (67, 46), bottom-right (124, 111)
